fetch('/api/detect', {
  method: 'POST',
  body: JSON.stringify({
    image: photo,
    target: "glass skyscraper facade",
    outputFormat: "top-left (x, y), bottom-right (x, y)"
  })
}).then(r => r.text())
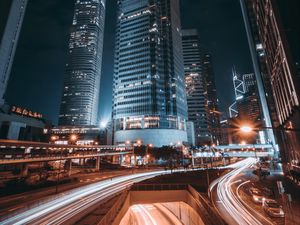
top-left (202, 53), bottom-right (221, 144)
top-left (182, 29), bottom-right (210, 145)
top-left (241, 0), bottom-right (300, 173)
top-left (59, 0), bottom-right (106, 126)
top-left (113, 0), bottom-right (188, 146)
top-left (0, 0), bottom-right (28, 106)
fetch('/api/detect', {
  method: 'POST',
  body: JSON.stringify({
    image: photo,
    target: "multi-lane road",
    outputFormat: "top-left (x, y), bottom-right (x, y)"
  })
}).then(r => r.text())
top-left (0, 158), bottom-right (267, 225)
top-left (0, 170), bottom-right (172, 225)
top-left (210, 157), bottom-right (270, 225)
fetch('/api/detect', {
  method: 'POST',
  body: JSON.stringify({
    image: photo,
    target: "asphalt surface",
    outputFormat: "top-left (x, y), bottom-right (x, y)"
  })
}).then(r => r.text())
top-left (0, 169), bottom-right (157, 218)
top-left (0, 169), bottom-right (187, 225)
top-left (210, 158), bottom-right (267, 225)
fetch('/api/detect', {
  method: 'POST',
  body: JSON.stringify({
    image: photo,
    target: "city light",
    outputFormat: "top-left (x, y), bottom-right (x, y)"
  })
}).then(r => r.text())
top-left (51, 135), bottom-right (58, 141)
top-left (240, 125), bottom-right (253, 133)
top-left (70, 134), bottom-right (78, 142)
top-left (240, 141), bottom-right (247, 145)
top-left (100, 120), bottom-right (107, 129)
top-left (1, 0), bottom-right (299, 224)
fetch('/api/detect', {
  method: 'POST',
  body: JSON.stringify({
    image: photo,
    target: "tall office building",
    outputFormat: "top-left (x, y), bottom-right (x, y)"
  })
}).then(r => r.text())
top-left (113, 0), bottom-right (188, 146)
top-left (241, 0), bottom-right (300, 168)
top-left (236, 73), bottom-right (261, 122)
top-left (59, 0), bottom-right (106, 126)
top-left (202, 53), bottom-right (220, 144)
top-left (0, 0), bottom-right (28, 106)
top-left (229, 72), bottom-right (261, 122)
top-left (182, 29), bottom-right (210, 145)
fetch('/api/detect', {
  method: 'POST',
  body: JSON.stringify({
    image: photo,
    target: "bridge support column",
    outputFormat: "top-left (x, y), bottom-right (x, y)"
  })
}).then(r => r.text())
top-left (132, 154), bottom-right (136, 167)
top-left (95, 157), bottom-right (100, 171)
top-left (66, 159), bottom-right (72, 176)
top-left (79, 158), bottom-right (85, 166)
top-left (21, 163), bottom-right (29, 177)
top-left (119, 155), bottom-right (124, 166)
top-left (112, 155), bottom-right (119, 164)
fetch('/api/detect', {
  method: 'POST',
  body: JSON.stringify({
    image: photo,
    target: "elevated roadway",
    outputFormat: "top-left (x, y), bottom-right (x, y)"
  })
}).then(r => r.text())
top-left (0, 140), bottom-right (133, 165)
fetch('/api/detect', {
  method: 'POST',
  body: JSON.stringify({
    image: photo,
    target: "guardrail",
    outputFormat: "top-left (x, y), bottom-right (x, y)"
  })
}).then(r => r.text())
top-left (187, 185), bottom-right (227, 225)
top-left (97, 189), bottom-right (129, 225)
top-left (0, 151), bottom-right (133, 165)
top-left (131, 183), bottom-right (188, 191)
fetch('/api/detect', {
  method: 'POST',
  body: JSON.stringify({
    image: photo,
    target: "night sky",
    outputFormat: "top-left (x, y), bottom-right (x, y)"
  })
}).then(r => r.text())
top-left (4, 0), bottom-right (252, 125)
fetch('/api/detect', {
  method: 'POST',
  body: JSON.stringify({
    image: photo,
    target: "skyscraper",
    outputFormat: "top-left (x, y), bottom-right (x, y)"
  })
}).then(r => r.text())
top-left (241, 0), bottom-right (300, 166)
top-left (0, 0), bottom-right (28, 106)
top-left (59, 0), bottom-right (106, 126)
top-left (236, 73), bottom-right (261, 122)
top-left (182, 29), bottom-right (210, 145)
top-left (113, 0), bottom-right (188, 146)
top-left (202, 53), bottom-right (221, 144)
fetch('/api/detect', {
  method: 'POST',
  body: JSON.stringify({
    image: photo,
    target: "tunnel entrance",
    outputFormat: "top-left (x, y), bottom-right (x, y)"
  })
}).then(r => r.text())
top-left (119, 201), bottom-right (204, 225)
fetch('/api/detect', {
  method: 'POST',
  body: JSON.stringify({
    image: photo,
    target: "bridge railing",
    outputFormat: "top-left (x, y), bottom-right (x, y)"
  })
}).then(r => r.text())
top-left (131, 183), bottom-right (188, 191)
top-left (97, 189), bottom-right (130, 225)
top-left (187, 185), bottom-right (227, 225)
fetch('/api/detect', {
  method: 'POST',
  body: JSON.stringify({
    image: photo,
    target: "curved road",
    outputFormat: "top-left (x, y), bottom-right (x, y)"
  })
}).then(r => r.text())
top-left (0, 170), bottom-right (172, 225)
top-left (210, 158), bottom-right (265, 225)
top-left (121, 204), bottom-right (183, 225)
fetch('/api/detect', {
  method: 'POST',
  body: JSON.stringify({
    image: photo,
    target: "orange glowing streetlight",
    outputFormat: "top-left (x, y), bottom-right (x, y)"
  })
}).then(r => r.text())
top-left (240, 125), bottom-right (254, 133)
top-left (51, 135), bottom-right (58, 142)
top-left (240, 140), bottom-right (247, 145)
top-left (70, 134), bottom-right (78, 142)
top-left (136, 140), bottom-right (142, 146)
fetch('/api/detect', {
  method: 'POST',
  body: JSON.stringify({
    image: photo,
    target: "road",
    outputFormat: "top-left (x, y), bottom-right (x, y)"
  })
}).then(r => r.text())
top-left (120, 204), bottom-right (183, 225)
top-left (0, 170), bottom-right (173, 225)
top-left (210, 157), bottom-right (266, 225)
top-left (0, 169), bottom-right (141, 215)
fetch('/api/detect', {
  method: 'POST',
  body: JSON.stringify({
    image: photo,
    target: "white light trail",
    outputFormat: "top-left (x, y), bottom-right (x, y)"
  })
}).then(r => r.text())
top-left (212, 158), bottom-right (263, 225)
top-left (0, 170), bottom-right (173, 225)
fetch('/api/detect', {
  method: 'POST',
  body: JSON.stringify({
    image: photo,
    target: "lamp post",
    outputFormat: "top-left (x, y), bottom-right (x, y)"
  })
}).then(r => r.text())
top-left (55, 147), bottom-right (63, 194)
top-left (55, 134), bottom-right (77, 194)
top-left (146, 143), bottom-right (153, 168)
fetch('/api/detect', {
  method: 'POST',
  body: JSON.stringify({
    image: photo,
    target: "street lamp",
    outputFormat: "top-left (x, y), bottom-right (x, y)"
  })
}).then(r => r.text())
top-left (240, 140), bottom-right (247, 145)
top-left (50, 135), bottom-right (58, 143)
top-left (240, 125), bottom-right (254, 133)
top-left (70, 134), bottom-right (77, 142)
top-left (136, 140), bottom-right (142, 146)
top-left (146, 143), bottom-right (153, 168)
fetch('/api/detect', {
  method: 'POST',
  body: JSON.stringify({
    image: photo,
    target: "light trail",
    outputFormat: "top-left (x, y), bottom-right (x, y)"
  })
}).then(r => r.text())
top-left (0, 170), bottom-right (174, 225)
top-left (121, 204), bottom-right (183, 225)
top-left (236, 180), bottom-right (273, 225)
top-left (211, 158), bottom-right (264, 225)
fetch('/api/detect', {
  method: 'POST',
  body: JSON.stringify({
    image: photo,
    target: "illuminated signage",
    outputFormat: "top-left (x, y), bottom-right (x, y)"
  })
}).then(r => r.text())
top-left (11, 106), bottom-right (43, 119)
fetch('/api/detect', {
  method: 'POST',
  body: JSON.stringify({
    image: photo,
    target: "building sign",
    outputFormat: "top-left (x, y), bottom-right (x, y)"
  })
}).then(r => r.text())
top-left (11, 106), bottom-right (43, 119)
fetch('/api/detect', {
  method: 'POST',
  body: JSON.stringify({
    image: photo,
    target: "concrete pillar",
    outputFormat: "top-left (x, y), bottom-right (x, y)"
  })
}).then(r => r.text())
top-left (133, 154), bottom-right (137, 167)
top-left (66, 159), bottom-right (72, 176)
top-left (112, 155), bottom-right (119, 164)
top-left (95, 156), bottom-right (100, 171)
top-left (21, 163), bottom-right (28, 177)
top-left (119, 155), bottom-right (124, 166)
top-left (79, 158), bottom-right (84, 166)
